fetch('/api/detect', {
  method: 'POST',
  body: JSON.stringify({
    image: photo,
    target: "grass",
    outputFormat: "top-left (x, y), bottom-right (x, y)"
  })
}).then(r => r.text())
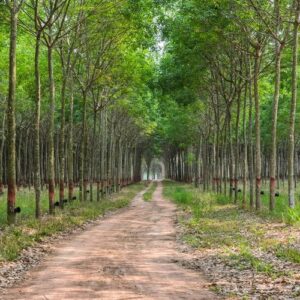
top-left (228, 180), bottom-right (300, 224)
top-left (258, 191), bottom-right (300, 224)
top-left (275, 245), bottom-right (300, 263)
top-left (190, 181), bottom-right (300, 225)
top-left (163, 180), bottom-right (300, 277)
top-left (0, 183), bottom-right (144, 262)
top-left (227, 247), bottom-right (289, 278)
top-left (143, 181), bottom-right (157, 201)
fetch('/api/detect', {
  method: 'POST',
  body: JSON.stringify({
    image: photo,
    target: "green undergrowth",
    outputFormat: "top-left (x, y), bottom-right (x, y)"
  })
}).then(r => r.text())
top-left (258, 191), bottom-right (300, 224)
top-left (227, 247), bottom-right (290, 279)
top-left (193, 183), bottom-right (300, 225)
top-left (143, 181), bottom-right (157, 201)
top-left (165, 179), bottom-right (300, 224)
top-left (0, 183), bottom-right (144, 262)
top-left (230, 181), bottom-right (300, 224)
top-left (163, 180), bottom-right (300, 278)
top-left (274, 245), bottom-right (300, 263)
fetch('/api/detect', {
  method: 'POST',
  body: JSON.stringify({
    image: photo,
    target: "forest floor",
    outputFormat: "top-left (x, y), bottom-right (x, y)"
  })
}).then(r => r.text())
top-left (164, 181), bottom-right (300, 299)
top-left (0, 182), bottom-right (217, 300)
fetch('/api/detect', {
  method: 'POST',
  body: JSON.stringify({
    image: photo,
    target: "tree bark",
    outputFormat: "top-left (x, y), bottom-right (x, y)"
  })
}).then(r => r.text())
top-left (34, 30), bottom-right (42, 219)
top-left (7, 0), bottom-right (18, 224)
top-left (59, 75), bottom-right (67, 207)
top-left (47, 45), bottom-right (55, 214)
top-left (270, 45), bottom-right (283, 210)
top-left (288, 0), bottom-right (300, 208)
top-left (254, 47), bottom-right (262, 210)
top-left (0, 115), bottom-right (6, 195)
top-left (80, 91), bottom-right (87, 201)
top-left (68, 84), bottom-right (74, 201)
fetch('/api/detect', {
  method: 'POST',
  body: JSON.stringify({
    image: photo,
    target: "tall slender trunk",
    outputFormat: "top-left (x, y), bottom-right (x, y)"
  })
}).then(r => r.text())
top-left (59, 76), bottom-right (67, 207)
top-left (68, 84), bottom-right (74, 201)
top-left (34, 32), bottom-right (41, 219)
top-left (17, 130), bottom-right (22, 187)
top-left (80, 91), bottom-right (87, 201)
top-left (100, 109), bottom-right (106, 198)
top-left (288, 0), bottom-right (300, 208)
top-left (234, 93), bottom-right (241, 204)
top-left (270, 46), bottom-right (282, 210)
top-left (47, 45), bottom-right (55, 214)
top-left (228, 113), bottom-right (234, 200)
top-left (117, 139), bottom-right (122, 192)
top-left (90, 110), bottom-right (97, 201)
top-left (195, 141), bottom-right (201, 188)
top-left (248, 61), bottom-right (254, 209)
top-left (0, 115), bottom-right (6, 195)
top-left (269, 0), bottom-right (283, 211)
top-left (7, 1), bottom-right (18, 224)
top-left (254, 47), bottom-right (262, 210)
top-left (242, 84), bottom-right (248, 209)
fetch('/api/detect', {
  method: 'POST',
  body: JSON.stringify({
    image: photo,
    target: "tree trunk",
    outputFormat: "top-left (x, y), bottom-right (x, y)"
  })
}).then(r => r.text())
top-left (7, 1), bottom-right (18, 224)
top-left (68, 84), bottom-right (74, 201)
top-left (47, 45), bottom-right (55, 214)
top-left (269, 0), bottom-right (283, 211)
top-left (90, 110), bottom-right (97, 201)
top-left (248, 61), bottom-right (255, 209)
top-left (288, 0), bottom-right (300, 208)
top-left (234, 92), bottom-right (241, 204)
top-left (34, 32), bottom-right (42, 219)
top-left (80, 91), bottom-right (87, 201)
top-left (254, 47), bottom-right (262, 210)
top-left (270, 46), bottom-right (282, 210)
top-left (0, 115), bottom-right (6, 195)
top-left (59, 76), bottom-right (67, 207)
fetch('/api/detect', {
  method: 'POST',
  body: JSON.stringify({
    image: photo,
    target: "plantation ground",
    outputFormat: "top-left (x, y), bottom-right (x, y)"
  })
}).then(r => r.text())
top-left (1, 182), bottom-right (216, 300)
top-left (164, 181), bottom-right (300, 299)
top-left (2, 181), bottom-right (300, 299)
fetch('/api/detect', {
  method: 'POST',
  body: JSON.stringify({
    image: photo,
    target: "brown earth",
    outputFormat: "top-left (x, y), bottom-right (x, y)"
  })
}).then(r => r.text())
top-left (2, 182), bottom-right (217, 300)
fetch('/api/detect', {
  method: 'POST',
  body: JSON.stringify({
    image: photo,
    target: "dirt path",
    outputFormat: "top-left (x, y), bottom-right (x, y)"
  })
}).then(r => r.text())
top-left (2, 182), bottom-right (217, 300)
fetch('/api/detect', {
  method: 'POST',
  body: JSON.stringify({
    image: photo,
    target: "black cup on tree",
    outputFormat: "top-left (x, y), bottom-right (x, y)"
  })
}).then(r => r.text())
top-left (14, 207), bottom-right (21, 213)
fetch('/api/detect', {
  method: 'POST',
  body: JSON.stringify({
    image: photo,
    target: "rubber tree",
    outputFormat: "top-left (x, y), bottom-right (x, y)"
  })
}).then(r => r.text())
top-left (5, 0), bottom-right (24, 224)
top-left (42, 0), bottom-right (71, 213)
top-left (288, 0), bottom-right (300, 208)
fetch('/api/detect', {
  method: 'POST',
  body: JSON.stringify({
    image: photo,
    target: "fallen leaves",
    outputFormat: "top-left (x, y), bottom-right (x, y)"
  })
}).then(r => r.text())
top-left (175, 207), bottom-right (300, 299)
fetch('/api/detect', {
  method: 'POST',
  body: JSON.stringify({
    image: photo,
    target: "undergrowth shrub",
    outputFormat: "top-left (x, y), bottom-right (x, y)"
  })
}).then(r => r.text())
top-left (216, 194), bottom-right (231, 205)
top-left (173, 187), bottom-right (193, 205)
top-left (282, 206), bottom-right (300, 225)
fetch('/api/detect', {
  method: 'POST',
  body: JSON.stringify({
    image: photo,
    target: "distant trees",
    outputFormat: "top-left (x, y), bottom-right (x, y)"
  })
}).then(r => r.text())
top-left (158, 0), bottom-right (300, 211)
top-left (0, 0), bottom-right (156, 223)
top-left (5, 0), bottom-right (300, 223)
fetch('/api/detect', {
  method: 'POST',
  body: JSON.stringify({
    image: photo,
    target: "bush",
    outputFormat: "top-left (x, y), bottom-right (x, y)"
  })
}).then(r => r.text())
top-left (173, 187), bottom-right (193, 205)
top-left (216, 194), bottom-right (231, 205)
top-left (282, 206), bottom-right (300, 225)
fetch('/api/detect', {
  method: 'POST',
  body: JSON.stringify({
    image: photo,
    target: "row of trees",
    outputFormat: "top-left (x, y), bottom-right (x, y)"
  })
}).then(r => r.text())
top-left (156, 0), bottom-right (300, 212)
top-left (5, 0), bottom-right (299, 223)
top-left (1, 0), bottom-right (157, 223)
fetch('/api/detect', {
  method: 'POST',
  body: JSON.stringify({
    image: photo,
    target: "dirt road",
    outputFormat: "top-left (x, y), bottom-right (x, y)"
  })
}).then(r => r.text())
top-left (3, 182), bottom-right (217, 300)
